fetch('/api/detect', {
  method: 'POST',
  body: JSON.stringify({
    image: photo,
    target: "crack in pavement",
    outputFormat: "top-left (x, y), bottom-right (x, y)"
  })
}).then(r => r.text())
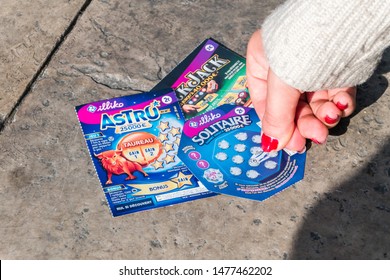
top-left (0, 0), bottom-right (93, 134)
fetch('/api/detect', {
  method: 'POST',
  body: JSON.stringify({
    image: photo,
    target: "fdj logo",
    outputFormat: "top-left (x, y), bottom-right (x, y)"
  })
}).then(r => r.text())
top-left (235, 107), bottom-right (245, 115)
top-left (205, 44), bottom-right (215, 52)
top-left (189, 121), bottom-right (198, 128)
top-left (87, 105), bottom-right (97, 113)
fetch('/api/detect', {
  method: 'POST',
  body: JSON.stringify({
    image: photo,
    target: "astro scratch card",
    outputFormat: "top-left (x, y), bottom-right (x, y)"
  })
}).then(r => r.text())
top-left (178, 105), bottom-right (306, 201)
top-left (152, 38), bottom-right (251, 119)
top-left (76, 89), bottom-right (216, 216)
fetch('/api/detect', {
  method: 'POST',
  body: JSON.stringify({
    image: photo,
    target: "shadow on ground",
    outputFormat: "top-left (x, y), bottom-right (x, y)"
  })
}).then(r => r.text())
top-left (291, 140), bottom-right (390, 259)
top-left (291, 48), bottom-right (390, 260)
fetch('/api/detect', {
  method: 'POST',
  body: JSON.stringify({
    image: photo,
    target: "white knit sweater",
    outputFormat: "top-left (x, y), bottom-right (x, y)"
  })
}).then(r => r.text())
top-left (262, 0), bottom-right (390, 91)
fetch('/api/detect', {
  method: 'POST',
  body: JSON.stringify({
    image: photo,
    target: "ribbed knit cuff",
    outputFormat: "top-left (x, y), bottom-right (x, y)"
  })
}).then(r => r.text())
top-left (262, 0), bottom-right (390, 91)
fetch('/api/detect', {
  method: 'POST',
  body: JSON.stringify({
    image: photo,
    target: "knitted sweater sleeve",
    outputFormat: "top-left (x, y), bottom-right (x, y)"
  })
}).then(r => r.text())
top-left (262, 0), bottom-right (390, 91)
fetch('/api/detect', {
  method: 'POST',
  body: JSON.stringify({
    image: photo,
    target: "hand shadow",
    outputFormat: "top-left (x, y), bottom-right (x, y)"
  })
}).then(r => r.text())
top-left (291, 48), bottom-right (390, 259)
top-left (291, 139), bottom-right (390, 259)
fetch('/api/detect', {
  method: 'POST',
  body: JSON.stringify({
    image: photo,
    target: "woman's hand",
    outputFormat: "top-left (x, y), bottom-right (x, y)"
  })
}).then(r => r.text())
top-left (246, 30), bottom-right (356, 152)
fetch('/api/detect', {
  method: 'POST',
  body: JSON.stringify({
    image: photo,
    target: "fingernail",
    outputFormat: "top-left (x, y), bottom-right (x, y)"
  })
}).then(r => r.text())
top-left (311, 138), bottom-right (324, 145)
top-left (325, 115), bottom-right (339, 124)
top-left (336, 102), bottom-right (348, 111)
top-left (261, 133), bottom-right (279, 152)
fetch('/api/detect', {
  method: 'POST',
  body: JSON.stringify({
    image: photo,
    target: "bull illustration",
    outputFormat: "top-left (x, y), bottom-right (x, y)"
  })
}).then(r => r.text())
top-left (95, 149), bottom-right (148, 185)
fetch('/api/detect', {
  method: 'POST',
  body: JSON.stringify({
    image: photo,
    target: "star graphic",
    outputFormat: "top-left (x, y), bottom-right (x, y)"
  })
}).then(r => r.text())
top-left (171, 172), bottom-right (193, 188)
top-left (174, 136), bottom-right (181, 146)
top-left (151, 160), bottom-right (164, 170)
top-left (169, 126), bottom-right (181, 137)
top-left (158, 133), bottom-right (169, 142)
top-left (157, 121), bottom-right (170, 132)
top-left (152, 100), bottom-right (160, 107)
top-left (164, 142), bottom-right (175, 153)
top-left (164, 154), bottom-right (176, 164)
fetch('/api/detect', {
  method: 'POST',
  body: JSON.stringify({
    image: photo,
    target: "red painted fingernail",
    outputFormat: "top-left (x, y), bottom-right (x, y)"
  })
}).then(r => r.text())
top-left (336, 102), bottom-right (348, 111)
top-left (311, 138), bottom-right (323, 145)
top-left (324, 115), bottom-right (339, 124)
top-left (261, 133), bottom-right (279, 152)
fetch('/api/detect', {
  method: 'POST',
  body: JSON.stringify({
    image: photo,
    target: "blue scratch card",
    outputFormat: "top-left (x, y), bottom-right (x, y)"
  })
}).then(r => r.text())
top-left (76, 89), bottom-right (216, 216)
top-left (178, 105), bottom-right (306, 201)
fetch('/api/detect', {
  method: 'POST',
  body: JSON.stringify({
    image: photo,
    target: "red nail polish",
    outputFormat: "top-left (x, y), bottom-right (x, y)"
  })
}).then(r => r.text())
top-left (325, 115), bottom-right (339, 124)
top-left (336, 102), bottom-right (348, 111)
top-left (311, 138), bottom-right (322, 145)
top-left (261, 133), bottom-right (279, 152)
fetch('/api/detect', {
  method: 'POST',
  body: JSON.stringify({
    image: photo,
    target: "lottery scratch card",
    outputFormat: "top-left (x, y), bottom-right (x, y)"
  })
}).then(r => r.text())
top-left (152, 38), bottom-right (251, 119)
top-left (178, 105), bottom-right (306, 201)
top-left (76, 89), bottom-right (216, 216)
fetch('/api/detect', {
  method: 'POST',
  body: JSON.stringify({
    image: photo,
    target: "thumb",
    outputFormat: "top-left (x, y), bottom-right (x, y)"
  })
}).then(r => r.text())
top-left (261, 69), bottom-right (301, 152)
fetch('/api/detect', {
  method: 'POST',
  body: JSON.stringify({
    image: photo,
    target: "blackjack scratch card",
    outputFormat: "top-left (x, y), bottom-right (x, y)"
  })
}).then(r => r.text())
top-left (76, 89), bottom-right (216, 216)
top-left (152, 38), bottom-right (251, 119)
top-left (178, 105), bottom-right (306, 201)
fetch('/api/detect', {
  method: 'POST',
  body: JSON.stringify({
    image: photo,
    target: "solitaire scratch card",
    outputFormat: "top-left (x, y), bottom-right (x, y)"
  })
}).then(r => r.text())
top-left (152, 38), bottom-right (251, 119)
top-left (178, 105), bottom-right (306, 201)
top-left (76, 89), bottom-right (216, 216)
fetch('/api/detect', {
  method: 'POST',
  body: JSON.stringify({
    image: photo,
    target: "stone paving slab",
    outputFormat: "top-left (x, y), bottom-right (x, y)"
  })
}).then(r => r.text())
top-left (0, 0), bottom-right (88, 125)
top-left (0, 0), bottom-right (390, 259)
